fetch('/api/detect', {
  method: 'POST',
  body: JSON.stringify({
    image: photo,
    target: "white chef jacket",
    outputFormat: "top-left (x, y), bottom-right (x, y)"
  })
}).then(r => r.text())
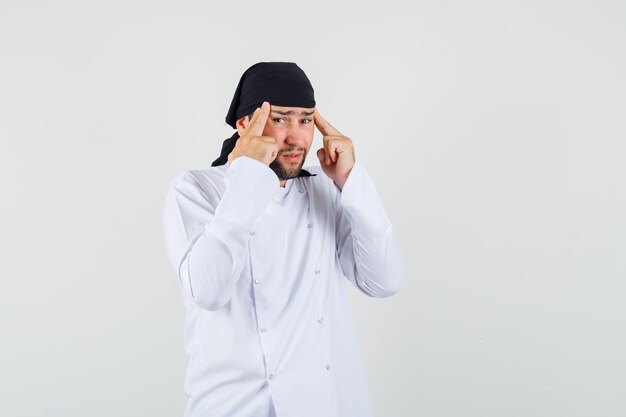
top-left (163, 156), bottom-right (404, 417)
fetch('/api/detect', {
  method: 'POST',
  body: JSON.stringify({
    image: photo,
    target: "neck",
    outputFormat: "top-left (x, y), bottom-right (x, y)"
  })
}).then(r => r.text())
top-left (279, 179), bottom-right (287, 188)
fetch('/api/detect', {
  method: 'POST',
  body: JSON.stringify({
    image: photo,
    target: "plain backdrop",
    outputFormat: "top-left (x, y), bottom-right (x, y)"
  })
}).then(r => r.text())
top-left (1, 1), bottom-right (625, 416)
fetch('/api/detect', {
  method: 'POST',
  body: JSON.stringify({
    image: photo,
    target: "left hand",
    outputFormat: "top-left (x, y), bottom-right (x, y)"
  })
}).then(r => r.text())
top-left (314, 108), bottom-right (355, 191)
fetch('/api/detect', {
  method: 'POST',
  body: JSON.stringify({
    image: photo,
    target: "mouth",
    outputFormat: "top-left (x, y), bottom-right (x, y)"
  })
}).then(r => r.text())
top-left (281, 152), bottom-right (304, 161)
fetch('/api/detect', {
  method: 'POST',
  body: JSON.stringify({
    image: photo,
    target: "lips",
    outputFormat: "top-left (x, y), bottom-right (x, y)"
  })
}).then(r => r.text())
top-left (281, 152), bottom-right (303, 159)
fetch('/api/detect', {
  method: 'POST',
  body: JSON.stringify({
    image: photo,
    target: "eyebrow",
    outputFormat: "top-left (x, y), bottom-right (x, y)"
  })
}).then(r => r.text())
top-left (271, 110), bottom-right (314, 117)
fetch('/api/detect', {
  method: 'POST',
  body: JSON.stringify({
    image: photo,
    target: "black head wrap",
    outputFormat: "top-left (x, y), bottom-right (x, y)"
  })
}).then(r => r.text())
top-left (211, 62), bottom-right (316, 177)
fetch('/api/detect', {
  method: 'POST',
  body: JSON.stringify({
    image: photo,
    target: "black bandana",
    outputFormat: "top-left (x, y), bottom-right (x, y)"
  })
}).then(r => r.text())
top-left (211, 62), bottom-right (316, 178)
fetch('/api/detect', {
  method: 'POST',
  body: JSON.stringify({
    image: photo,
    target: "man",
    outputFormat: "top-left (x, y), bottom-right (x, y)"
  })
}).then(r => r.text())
top-left (163, 62), bottom-right (404, 417)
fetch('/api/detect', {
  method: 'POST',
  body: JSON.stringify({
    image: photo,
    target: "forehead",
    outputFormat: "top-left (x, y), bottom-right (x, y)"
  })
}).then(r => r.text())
top-left (270, 105), bottom-right (315, 116)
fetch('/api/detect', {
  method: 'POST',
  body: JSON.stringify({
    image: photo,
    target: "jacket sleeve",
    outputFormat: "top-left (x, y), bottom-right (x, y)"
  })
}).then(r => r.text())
top-left (162, 156), bottom-right (279, 311)
top-left (334, 160), bottom-right (405, 298)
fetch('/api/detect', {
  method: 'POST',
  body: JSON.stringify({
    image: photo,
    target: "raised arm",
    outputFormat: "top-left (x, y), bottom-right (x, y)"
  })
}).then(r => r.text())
top-left (335, 160), bottom-right (404, 297)
top-left (313, 109), bottom-right (404, 297)
top-left (163, 102), bottom-right (280, 311)
top-left (163, 157), bottom-right (278, 311)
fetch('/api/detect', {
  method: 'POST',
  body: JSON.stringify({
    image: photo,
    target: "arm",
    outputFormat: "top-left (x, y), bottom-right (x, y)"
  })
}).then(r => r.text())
top-left (312, 109), bottom-right (404, 297)
top-left (163, 157), bottom-right (278, 311)
top-left (335, 160), bottom-right (404, 298)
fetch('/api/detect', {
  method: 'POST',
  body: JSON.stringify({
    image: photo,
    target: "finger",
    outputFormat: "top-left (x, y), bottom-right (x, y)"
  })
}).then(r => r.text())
top-left (316, 148), bottom-right (325, 164)
top-left (314, 108), bottom-right (342, 137)
top-left (326, 140), bottom-right (340, 162)
top-left (316, 147), bottom-right (331, 165)
top-left (268, 141), bottom-right (279, 162)
top-left (326, 138), bottom-right (344, 163)
top-left (247, 101), bottom-right (270, 137)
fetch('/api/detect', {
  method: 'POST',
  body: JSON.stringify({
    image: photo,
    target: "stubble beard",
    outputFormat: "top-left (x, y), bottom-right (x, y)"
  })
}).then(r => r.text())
top-left (269, 147), bottom-right (307, 180)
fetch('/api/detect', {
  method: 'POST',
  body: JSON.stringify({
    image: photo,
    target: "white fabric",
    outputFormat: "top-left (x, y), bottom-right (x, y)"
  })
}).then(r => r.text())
top-left (163, 156), bottom-right (404, 417)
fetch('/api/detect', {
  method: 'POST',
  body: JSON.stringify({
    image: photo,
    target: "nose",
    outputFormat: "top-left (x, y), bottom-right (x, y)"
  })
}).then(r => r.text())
top-left (284, 123), bottom-right (305, 148)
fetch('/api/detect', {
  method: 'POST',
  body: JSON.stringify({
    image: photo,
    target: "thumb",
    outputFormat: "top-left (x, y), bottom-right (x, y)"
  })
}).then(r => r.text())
top-left (316, 148), bottom-right (326, 164)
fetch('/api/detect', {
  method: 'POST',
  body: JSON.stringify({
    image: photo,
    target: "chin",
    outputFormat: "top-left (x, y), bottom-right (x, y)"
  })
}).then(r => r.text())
top-left (270, 159), bottom-right (304, 180)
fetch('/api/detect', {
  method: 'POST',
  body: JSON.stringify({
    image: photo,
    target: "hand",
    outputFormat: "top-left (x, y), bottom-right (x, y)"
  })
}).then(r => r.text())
top-left (227, 102), bottom-right (278, 166)
top-left (314, 108), bottom-right (355, 190)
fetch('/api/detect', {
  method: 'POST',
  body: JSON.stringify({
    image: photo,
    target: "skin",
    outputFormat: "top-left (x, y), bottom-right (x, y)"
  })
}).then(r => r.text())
top-left (228, 101), bottom-right (356, 190)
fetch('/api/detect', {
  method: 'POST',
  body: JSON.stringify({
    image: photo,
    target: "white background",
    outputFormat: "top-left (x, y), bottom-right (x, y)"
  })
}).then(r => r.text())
top-left (1, 1), bottom-right (625, 416)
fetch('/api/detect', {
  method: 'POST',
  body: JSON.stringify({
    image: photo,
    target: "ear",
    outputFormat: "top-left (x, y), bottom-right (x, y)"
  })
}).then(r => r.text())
top-left (236, 115), bottom-right (250, 137)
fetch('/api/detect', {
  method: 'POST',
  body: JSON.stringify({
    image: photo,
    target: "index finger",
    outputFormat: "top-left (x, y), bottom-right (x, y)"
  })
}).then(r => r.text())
top-left (247, 101), bottom-right (270, 137)
top-left (314, 108), bottom-right (342, 137)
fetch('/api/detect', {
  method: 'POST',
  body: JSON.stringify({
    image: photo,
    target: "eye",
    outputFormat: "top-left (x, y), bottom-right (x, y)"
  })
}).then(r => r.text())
top-left (273, 117), bottom-right (286, 124)
top-left (301, 118), bottom-right (312, 124)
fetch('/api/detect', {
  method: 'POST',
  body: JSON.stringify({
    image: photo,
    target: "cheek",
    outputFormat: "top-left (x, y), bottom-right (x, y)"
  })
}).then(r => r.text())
top-left (261, 124), bottom-right (273, 136)
top-left (263, 125), bottom-right (284, 141)
top-left (304, 127), bottom-right (314, 146)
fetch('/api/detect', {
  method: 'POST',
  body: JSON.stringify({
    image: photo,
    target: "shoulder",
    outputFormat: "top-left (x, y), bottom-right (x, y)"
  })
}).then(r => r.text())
top-left (168, 165), bottom-right (228, 202)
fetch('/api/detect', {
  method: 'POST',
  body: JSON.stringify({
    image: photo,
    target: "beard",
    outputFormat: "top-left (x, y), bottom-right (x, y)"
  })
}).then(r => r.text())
top-left (269, 147), bottom-right (307, 180)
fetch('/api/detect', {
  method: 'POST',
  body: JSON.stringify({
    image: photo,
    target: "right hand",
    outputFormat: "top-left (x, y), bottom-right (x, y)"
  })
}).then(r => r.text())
top-left (227, 101), bottom-right (278, 166)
